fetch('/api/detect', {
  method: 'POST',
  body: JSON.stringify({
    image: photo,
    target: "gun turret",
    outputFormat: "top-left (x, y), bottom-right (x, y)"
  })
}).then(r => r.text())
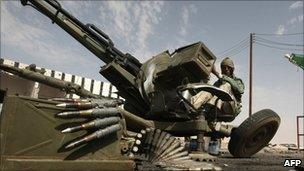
top-left (21, 0), bottom-right (149, 115)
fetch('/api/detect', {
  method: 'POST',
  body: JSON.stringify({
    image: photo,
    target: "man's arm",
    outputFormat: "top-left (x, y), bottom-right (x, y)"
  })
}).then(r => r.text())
top-left (221, 75), bottom-right (244, 95)
top-left (212, 65), bottom-right (221, 79)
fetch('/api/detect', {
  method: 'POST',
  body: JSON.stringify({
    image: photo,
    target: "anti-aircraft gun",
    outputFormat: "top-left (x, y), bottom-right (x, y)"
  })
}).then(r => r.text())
top-left (0, 0), bottom-right (281, 170)
top-left (19, 0), bottom-right (219, 121)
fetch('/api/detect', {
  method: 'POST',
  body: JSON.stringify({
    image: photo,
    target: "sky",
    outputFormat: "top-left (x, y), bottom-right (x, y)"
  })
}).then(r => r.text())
top-left (1, 1), bottom-right (303, 144)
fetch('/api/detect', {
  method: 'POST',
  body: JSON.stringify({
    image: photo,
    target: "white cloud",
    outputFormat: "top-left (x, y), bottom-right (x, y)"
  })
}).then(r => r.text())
top-left (179, 5), bottom-right (198, 36)
top-left (60, 1), bottom-right (94, 17)
top-left (298, 14), bottom-right (303, 22)
top-left (106, 1), bottom-right (133, 40)
top-left (1, 2), bottom-right (51, 44)
top-left (278, 13), bottom-right (303, 35)
top-left (289, 1), bottom-right (303, 10)
top-left (180, 7), bottom-right (189, 36)
top-left (287, 14), bottom-right (304, 26)
top-left (275, 1), bottom-right (303, 34)
top-left (98, 1), bottom-right (165, 61)
top-left (275, 25), bottom-right (286, 35)
top-left (1, 1), bottom-right (90, 67)
top-left (132, 1), bottom-right (165, 60)
top-left (189, 4), bottom-right (198, 14)
top-left (287, 17), bottom-right (298, 25)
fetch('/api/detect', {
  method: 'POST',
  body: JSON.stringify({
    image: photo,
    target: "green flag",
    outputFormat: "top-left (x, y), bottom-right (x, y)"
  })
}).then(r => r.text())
top-left (285, 53), bottom-right (304, 70)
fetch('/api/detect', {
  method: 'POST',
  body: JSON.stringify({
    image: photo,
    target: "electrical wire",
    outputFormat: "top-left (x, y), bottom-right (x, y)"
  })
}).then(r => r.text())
top-left (217, 40), bottom-right (249, 57)
top-left (214, 33), bottom-right (303, 58)
top-left (216, 36), bottom-right (249, 56)
top-left (218, 44), bottom-right (250, 58)
top-left (218, 42), bottom-right (249, 58)
top-left (255, 32), bottom-right (303, 36)
top-left (255, 36), bottom-right (304, 47)
top-left (255, 42), bottom-right (304, 51)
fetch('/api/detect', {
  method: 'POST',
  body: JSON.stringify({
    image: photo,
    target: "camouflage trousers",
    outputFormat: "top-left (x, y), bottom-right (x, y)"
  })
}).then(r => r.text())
top-left (190, 83), bottom-right (241, 116)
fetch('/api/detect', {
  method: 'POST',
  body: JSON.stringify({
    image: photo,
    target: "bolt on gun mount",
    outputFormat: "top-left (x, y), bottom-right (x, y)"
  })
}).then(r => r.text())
top-left (21, 0), bottom-right (149, 114)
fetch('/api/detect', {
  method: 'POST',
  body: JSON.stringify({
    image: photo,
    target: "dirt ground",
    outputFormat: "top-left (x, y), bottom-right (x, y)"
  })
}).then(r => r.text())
top-left (216, 150), bottom-right (304, 171)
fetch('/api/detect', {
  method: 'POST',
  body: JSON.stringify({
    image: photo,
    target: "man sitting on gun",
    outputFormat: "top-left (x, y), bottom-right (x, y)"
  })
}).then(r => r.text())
top-left (191, 57), bottom-right (245, 121)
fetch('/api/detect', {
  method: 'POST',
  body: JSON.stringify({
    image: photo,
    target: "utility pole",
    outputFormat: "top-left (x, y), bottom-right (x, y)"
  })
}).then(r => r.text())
top-left (249, 33), bottom-right (254, 117)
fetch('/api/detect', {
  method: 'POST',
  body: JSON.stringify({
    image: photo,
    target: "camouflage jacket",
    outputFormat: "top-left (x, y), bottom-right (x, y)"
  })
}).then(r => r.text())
top-left (214, 74), bottom-right (245, 102)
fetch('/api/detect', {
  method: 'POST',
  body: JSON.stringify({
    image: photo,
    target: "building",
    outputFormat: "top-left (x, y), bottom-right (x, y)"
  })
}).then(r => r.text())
top-left (0, 58), bottom-right (120, 111)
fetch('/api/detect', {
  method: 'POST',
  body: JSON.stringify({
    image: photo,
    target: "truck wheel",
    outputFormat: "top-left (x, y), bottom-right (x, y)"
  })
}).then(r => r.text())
top-left (228, 109), bottom-right (280, 157)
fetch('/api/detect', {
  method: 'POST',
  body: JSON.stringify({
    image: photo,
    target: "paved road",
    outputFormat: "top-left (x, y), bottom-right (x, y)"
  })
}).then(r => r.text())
top-left (216, 151), bottom-right (304, 171)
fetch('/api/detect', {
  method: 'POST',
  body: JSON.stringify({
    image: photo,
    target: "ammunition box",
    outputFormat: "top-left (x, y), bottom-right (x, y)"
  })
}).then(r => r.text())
top-left (156, 42), bottom-right (216, 87)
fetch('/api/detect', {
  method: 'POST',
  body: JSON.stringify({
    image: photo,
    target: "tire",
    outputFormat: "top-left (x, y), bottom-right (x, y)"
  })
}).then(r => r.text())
top-left (228, 109), bottom-right (280, 157)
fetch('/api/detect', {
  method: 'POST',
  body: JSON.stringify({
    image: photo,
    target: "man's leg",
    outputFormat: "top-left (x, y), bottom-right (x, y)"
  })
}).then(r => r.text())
top-left (207, 83), bottom-right (235, 115)
top-left (190, 91), bottom-right (212, 109)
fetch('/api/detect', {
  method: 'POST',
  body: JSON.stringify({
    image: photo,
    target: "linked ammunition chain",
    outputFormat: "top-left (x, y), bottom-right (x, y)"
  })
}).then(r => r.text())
top-left (129, 128), bottom-right (189, 163)
top-left (53, 98), bottom-right (123, 150)
top-left (129, 128), bottom-right (222, 170)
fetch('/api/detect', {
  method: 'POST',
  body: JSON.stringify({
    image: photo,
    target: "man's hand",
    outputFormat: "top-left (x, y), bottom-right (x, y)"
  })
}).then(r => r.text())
top-left (212, 66), bottom-right (221, 79)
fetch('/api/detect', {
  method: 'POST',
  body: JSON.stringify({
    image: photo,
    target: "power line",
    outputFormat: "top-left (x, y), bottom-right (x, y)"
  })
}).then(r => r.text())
top-left (219, 43), bottom-right (249, 57)
top-left (214, 32), bottom-right (303, 58)
top-left (255, 36), bottom-right (304, 47)
top-left (216, 36), bottom-right (249, 56)
top-left (218, 43), bottom-right (250, 58)
top-left (219, 41), bottom-right (248, 55)
top-left (255, 42), bottom-right (304, 51)
top-left (224, 44), bottom-right (250, 57)
top-left (217, 39), bottom-right (249, 57)
top-left (255, 32), bottom-right (304, 36)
